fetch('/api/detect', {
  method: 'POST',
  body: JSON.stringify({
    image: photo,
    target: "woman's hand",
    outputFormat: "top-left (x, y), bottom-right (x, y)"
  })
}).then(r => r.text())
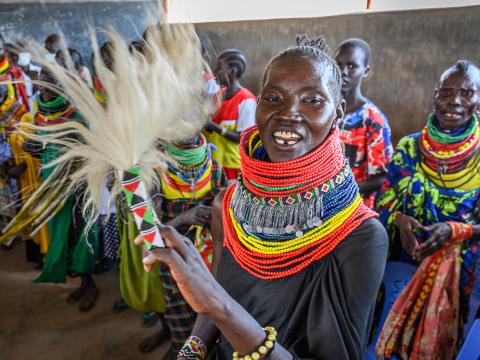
top-left (22, 139), bottom-right (43, 157)
top-left (204, 119), bottom-right (220, 133)
top-left (395, 213), bottom-right (424, 257)
top-left (134, 226), bottom-right (225, 316)
top-left (413, 223), bottom-right (452, 261)
top-left (8, 162), bottom-right (27, 178)
top-left (176, 204), bottom-right (212, 227)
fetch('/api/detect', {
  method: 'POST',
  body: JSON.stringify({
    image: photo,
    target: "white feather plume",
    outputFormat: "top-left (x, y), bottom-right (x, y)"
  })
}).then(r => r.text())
top-left (21, 7), bottom-right (214, 229)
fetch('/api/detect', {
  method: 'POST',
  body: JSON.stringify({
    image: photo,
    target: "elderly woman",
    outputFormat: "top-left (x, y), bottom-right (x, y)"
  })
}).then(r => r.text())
top-left (376, 60), bottom-right (480, 359)
top-left (137, 36), bottom-right (388, 360)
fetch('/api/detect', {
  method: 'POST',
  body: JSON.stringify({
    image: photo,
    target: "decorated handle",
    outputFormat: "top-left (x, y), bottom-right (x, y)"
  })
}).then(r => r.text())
top-left (120, 166), bottom-right (164, 250)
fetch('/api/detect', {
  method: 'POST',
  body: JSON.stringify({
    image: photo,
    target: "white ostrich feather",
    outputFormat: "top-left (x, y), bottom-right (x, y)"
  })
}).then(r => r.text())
top-left (21, 10), bottom-right (214, 229)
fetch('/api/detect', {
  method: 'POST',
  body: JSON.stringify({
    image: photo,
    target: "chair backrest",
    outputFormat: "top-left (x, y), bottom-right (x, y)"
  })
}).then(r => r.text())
top-left (457, 319), bottom-right (480, 360)
top-left (365, 261), bottom-right (417, 360)
top-left (379, 261), bottom-right (417, 337)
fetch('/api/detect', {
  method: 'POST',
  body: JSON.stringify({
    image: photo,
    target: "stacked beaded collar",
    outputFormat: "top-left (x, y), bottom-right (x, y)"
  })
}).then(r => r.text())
top-left (36, 95), bottom-right (76, 125)
top-left (419, 113), bottom-right (480, 173)
top-left (223, 125), bottom-right (376, 280)
top-left (163, 134), bottom-right (213, 196)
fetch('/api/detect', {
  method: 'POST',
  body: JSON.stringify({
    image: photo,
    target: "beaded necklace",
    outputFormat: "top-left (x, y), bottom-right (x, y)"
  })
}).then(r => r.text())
top-left (162, 134), bottom-right (213, 198)
top-left (223, 126), bottom-right (376, 280)
top-left (419, 114), bottom-right (480, 173)
top-left (36, 95), bottom-right (76, 125)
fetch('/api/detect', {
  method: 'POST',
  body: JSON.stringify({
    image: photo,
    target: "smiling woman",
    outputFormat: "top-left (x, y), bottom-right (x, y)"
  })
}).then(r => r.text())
top-left (375, 60), bottom-right (480, 358)
top-left (140, 36), bottom-right (388, 360)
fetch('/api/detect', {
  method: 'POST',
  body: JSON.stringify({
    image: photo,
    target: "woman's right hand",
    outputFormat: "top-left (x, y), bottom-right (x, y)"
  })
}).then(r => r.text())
top-left (179, 204), bottom-right (213, 227)
top-left (135, 226), bottom-right (226, 316)
top-left (395, 213), bottom-right (424, 257)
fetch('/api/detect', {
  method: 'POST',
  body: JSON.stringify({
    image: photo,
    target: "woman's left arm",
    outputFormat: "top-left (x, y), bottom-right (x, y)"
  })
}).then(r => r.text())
top-left (139, 227), bottom-right (292, 359)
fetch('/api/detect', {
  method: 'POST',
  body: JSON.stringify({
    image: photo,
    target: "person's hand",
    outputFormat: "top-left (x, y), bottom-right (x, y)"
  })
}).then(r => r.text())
top-left (413, 223), bottom-right (452, 261)
top-left (179, 204), bottom-right (212, 227)
top-left (134, 226), bottom-right (225, 315)
top-left (8, 162), bottom-right (27, 178)
top-left (204, 119), bottom-right (219, 133)
top-left (395, 213), bottom-right (424, 257)
top-left (22, 139), bottom-right (43, 156)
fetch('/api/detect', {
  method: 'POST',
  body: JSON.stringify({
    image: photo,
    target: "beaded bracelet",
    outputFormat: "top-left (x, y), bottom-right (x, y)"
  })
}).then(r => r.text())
top-left (447, 221), bottom-right (474, 244)
top-left (232, 326), bottom-right (277, 360)
top-left (178, 335), bottom-right (207, 360)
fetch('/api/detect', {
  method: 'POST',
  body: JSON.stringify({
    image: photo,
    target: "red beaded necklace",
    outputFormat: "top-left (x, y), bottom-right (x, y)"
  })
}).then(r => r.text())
top-left (240, 126), bottom-right (346, 197)
top-left (223, 126), bottom-right (376, 280)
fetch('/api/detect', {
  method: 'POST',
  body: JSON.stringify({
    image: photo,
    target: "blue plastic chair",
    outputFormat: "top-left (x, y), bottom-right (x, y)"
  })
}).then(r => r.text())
top-left (457, 319), bottom-right (480, 360)
top-left (365, 261), bottom-right (417, 360)
top-left (464, 259), bottom-right (480, 337)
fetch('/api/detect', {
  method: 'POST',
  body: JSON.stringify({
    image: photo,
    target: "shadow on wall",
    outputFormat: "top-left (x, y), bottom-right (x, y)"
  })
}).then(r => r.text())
top-left (196, 5), bottom-right (480, 145)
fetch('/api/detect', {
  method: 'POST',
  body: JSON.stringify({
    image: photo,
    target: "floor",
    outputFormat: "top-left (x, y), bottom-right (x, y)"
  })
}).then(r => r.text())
top-left (0, 242), bottom-right (169, 360)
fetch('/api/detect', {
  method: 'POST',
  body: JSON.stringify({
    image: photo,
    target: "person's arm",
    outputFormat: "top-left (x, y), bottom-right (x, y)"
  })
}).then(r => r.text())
top-left (185, 189), bottom-right (228, 352)
top-left (413, 222), bottom-right (480, 260)
top-left (165, 204), bottom-right (212, 230)
top-left (150, 184), bottom-right (212, 231)
top-left (205, 120), bottom-right (241, 143)
top-left (363, 111), bottom-right (392, 197)
top-left (139, 227), bottom-right (293, 360)
top-left (358, 174), bottom-right (386, 196)
top-left (204, 98), bottom-right (256, 143)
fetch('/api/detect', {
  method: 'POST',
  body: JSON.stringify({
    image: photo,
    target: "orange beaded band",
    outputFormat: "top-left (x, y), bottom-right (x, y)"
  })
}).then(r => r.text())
top-left (446, 221), bottom-right (474, 244)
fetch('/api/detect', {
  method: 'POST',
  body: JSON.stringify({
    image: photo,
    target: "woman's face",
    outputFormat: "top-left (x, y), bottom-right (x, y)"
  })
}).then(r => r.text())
top-left (434, 70), bottom-right (479, 130)
top-left (256, 56), bottom-right (344, 162)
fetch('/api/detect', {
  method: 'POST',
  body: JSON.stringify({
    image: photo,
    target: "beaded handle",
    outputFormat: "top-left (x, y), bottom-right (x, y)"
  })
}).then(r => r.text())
top-left (119, 165), bottom-right (164, 250)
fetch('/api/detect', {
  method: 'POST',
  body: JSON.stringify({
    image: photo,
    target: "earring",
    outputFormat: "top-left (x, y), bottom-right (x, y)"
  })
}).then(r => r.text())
top-left (331, 114), bottom-right (338, 128)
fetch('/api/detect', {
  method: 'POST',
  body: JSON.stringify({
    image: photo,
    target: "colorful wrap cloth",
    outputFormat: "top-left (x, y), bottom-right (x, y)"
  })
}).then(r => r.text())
top-left (117, 209), bottom-right (165, 313)
top-left (375, 114), bottom-right (480, 359)
top-left (0, 56), bottom-right (30, 113)
top-left (223, 125), bottom-right (376, 280)
top-left (34, 99), bottom-right (99, 283)
top-left (7, 111), bottom-right (50, 253)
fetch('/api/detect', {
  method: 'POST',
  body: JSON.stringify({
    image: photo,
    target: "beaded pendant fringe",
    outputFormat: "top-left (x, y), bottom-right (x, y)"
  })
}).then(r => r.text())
top-left (230, 186), bottom-right (323, 234)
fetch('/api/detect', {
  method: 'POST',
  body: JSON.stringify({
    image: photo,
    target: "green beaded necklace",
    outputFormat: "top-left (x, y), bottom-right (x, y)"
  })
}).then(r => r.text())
top-left (166, 137), bottom-right (208, 167)
top-left (427, 113), bottom-right (477, 144)
top-left (38, 94), bottom-right (69, 112)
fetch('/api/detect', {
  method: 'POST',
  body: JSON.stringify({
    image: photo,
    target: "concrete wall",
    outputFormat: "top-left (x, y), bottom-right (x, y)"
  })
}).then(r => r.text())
top-left (0, 2), bottom-right (478, 142)
top-left (196, 6), bottom-right (480, 144)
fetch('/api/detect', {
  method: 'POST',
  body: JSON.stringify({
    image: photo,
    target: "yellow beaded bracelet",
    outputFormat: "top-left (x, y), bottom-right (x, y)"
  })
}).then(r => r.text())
top-left (232, 326), bottom-right (277, 360)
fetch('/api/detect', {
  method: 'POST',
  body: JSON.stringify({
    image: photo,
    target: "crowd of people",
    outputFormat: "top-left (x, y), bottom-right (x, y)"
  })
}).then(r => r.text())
top-left (0, 25), bottom-right (479, 360)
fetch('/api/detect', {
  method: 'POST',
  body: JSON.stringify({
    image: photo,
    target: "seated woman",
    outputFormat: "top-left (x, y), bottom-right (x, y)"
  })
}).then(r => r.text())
top-left (375, 60), bottom-right (480, 359)
top-left (137, 36), bottom-right (388, 359)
